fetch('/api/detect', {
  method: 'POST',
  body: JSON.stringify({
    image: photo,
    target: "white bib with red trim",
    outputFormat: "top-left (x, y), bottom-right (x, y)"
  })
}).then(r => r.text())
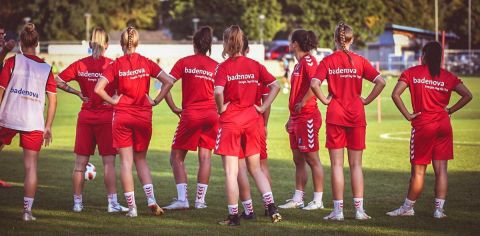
top-left (0, 54), bottom-right (51, 131)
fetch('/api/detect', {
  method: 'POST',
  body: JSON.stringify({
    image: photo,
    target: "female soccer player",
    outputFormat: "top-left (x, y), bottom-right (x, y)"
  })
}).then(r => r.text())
top-left (279, 29), bottom-right (325, 211)
top-left (310, 22), bottom-right (386, 220)
top-left (387, 41), bottom-right (472, 218)
top-left (94, 26), bottom-right (174, 217)
top-left (214, 25), bottom-right (281, 226)
top-left (237, 35), bottom-right (272, 219)
top-left (162, 26), bottom-right (218, 210)
top-left (56, 27), bottom-right (127, 213)
top-left (0, 23), bottom-right (57, 221)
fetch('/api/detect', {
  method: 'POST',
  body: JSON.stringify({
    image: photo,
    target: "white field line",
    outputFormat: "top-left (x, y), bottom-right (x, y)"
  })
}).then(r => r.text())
top-left (380, 131), bottom-right (480, 146)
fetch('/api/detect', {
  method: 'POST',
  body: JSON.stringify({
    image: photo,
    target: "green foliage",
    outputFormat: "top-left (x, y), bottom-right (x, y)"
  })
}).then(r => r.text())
top-left (166, 0), bottom-right (283, 41)
top-left (279, 0), bottom-right (386, 48)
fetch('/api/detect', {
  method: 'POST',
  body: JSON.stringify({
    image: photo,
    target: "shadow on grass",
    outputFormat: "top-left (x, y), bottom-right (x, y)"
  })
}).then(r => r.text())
top-left (1, 148), bottom-right (479, 235)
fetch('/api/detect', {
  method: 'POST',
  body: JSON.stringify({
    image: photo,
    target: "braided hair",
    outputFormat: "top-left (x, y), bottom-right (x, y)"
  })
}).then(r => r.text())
top-left (121, 26), bottom-right (138, 54)
top-left (335, 21), bottom-right (354, 65)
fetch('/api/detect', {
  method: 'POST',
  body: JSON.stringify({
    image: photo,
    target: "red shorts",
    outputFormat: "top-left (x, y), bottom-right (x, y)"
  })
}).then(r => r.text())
top-left (239, 117), bottom-right (267, 160)
top-left (75, 110), bottom-right (116, 156)
top-left (288, 114), bottom-right (322, 153)
top-left (172, 109), bottom-right (218, 151)
top-left (112, 110), bottom-right (152, 152)
top-left (214, 121), bottom-right (260, 158)
top-left (0, 127), bottom-right (43, 151)
top-left (410, 117), bottom-right (453, 165)
top-left (326, 124), bottom-right (365, 150)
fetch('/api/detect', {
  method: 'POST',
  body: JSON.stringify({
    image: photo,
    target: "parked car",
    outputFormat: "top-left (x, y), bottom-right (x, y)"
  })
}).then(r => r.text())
top-left (265, 40), bottom-right (292, 60)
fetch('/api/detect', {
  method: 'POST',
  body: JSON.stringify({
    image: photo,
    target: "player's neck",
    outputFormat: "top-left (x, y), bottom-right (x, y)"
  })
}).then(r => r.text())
top-left (21, 47), bottom-right (36, 56)
top-left (295, 51), bottom-right (309, 61)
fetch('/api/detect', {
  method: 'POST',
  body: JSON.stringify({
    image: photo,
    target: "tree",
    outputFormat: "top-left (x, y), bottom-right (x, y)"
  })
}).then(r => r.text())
top-left (279, 0), bottom-right (386, 48)
top-left (165, 0), bottom-right (284, 41)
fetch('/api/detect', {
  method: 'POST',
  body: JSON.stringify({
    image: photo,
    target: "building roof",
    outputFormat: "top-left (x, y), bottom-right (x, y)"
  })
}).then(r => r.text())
top-left (386, 23), bottom-right (459, 40)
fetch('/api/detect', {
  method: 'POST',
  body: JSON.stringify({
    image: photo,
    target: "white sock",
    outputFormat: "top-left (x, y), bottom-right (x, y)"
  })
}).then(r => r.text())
top-left (107, 193), bottom-right (118, 206)
top-left (402, 198), bottom-right (416, 210)
top-left (176, 183), bottom-right (187, 201)
top-left (242, 199), bottom-right (254, 215)
top-left (143, 184), bottom-right (156, 205)
top-left (293, 189), bottom-right (304, 202)
top-left (228, 204), bottom-right (239, 215)
top-left (23, 197), bottom-right (34, 212)
top-left (313, 192), bottom-right (323, 202)
top-left (195, 183), bottom-right (208, 203)
top-left (262, 192), bottom-right (275, 205)
top-left (353, 198), bottom-right (364, 211)
top-left (73, 194), bottom-right (82, 204)
top-left (333, 200), bottom-right (343, 212)
top-left (435, 198), bottom-right (445, 209)
top-left (124, 191), bottom-right (136, 209)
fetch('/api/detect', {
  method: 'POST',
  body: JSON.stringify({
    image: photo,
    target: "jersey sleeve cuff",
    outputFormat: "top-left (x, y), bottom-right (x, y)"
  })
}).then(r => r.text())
top-left (266, 80), bottom-right (277, 87)
top-left (99, 76), bottom-right (110, 84)
top-left (46, 91), bottom-right (57, 94)
top-left (372, 74), bottom-right (381, 83)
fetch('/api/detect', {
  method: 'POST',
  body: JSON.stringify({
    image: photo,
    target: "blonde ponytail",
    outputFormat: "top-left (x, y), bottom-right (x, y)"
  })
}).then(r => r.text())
top-left (90, 27), bottom-right (109, 59)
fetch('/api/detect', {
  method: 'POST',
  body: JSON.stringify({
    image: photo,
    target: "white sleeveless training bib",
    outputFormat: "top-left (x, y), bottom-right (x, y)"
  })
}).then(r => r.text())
top-left (0, 54), bottom-right (52, 132)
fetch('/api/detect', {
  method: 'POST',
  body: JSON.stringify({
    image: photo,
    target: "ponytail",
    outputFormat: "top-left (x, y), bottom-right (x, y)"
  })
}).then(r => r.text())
top-left (120, 26), bottom-right (139, 54)
top-left (90, 27), bottom-right (109, 59)
top-left (335, 21), bottom-right (354, 65)
top-left (193, 26), bottom-right (213, 55)
top-left (290, 29), bottom-right (318, 52)
top-left (422, 41), bottom-right (442, 78)
top-left (222, 25), bottom-right (244, 59)
top-left (20, 23), bottom-right (39, 48)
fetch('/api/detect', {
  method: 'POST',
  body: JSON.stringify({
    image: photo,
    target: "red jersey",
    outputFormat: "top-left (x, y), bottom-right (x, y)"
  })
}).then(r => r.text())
top-left (0, 55), bottom-right (56, 93)
top-left (255, 84), bottom-right (270, 106)
top-left (170, 54), bottom-right (218, 110)
top-left (314, 51), bottom-right (380, 127)
top-left (399, 65), bottom-right (462, 127)
top-left (101, 53), bottom-right (162, 112)
top-left (214, 56), bottom-right (276, 126)
top-left (58, 56), bottom-right (114, 111)
top-left (289, 54), bottom-right (319, 117)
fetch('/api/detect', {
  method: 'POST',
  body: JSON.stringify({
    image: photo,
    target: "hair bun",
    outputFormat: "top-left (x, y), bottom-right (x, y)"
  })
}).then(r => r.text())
top-left (24, 23), bottom-right (35, 33)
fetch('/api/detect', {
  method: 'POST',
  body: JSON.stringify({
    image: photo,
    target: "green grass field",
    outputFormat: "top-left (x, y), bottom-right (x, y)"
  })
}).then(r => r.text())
top-left (0, 76), bottom-right (479, 235)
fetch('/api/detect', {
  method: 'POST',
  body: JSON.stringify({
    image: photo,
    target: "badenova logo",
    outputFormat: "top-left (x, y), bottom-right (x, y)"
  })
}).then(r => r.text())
top-left (328, 68), bottom-right (358, 75)
top-left (184, 67), bottom-right (213, 77)
top-left (10, 87), bottom-right (39, 98)
top-left (78, 71), bottom-right (102, 82)
top-left (119, 68), bottom-right (146, 77)
top-left (413, 77), bottom-right (445, 87)
top-left (227, 73), bottom-right (255, 81)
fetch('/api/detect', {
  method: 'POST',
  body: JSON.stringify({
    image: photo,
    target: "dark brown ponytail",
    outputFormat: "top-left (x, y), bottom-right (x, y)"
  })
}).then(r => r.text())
top-left (422, 41), bottom-right (442, 78)
top-left (291, 29), bottom-right (318, 52)
top-left (335, 21), bottom-right (354, 65)
top-left (193, 26), bottom-right (213, 55)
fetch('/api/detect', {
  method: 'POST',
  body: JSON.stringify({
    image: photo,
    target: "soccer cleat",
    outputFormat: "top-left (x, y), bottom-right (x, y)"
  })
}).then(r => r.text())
top-left (386, 206), bottom-right (415, 217)
top-left (278, 199), bottom-right (304, 209)
top-left (433, 208), bottom-right (447, 219)
top-left (218, 214), bottom-right (240, 226)
top-left (22, 211), bottom-right (36, 221)
top-left (163, 199), bottom-right (189, 210)
top-left (73, 202), bottom-right (83, 212)
top-left (302, 201), bottom-right (324, 210)
top-left (323, 210), bottom-right (344, 221)
top-left (125, 207), bottom-right (138, 217)
top-left (148, 203), bottom-right (165, 216)
top-left (108, 203), bottom-right (129, 213)
top-left (355, 210), bottom-right (372, 220)
top-left (240, 211), bottom-right (256, 220)
top-left (194, 202), bottom-right (207, 209)
top-left (267, 203), bottom-right (282, 223)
